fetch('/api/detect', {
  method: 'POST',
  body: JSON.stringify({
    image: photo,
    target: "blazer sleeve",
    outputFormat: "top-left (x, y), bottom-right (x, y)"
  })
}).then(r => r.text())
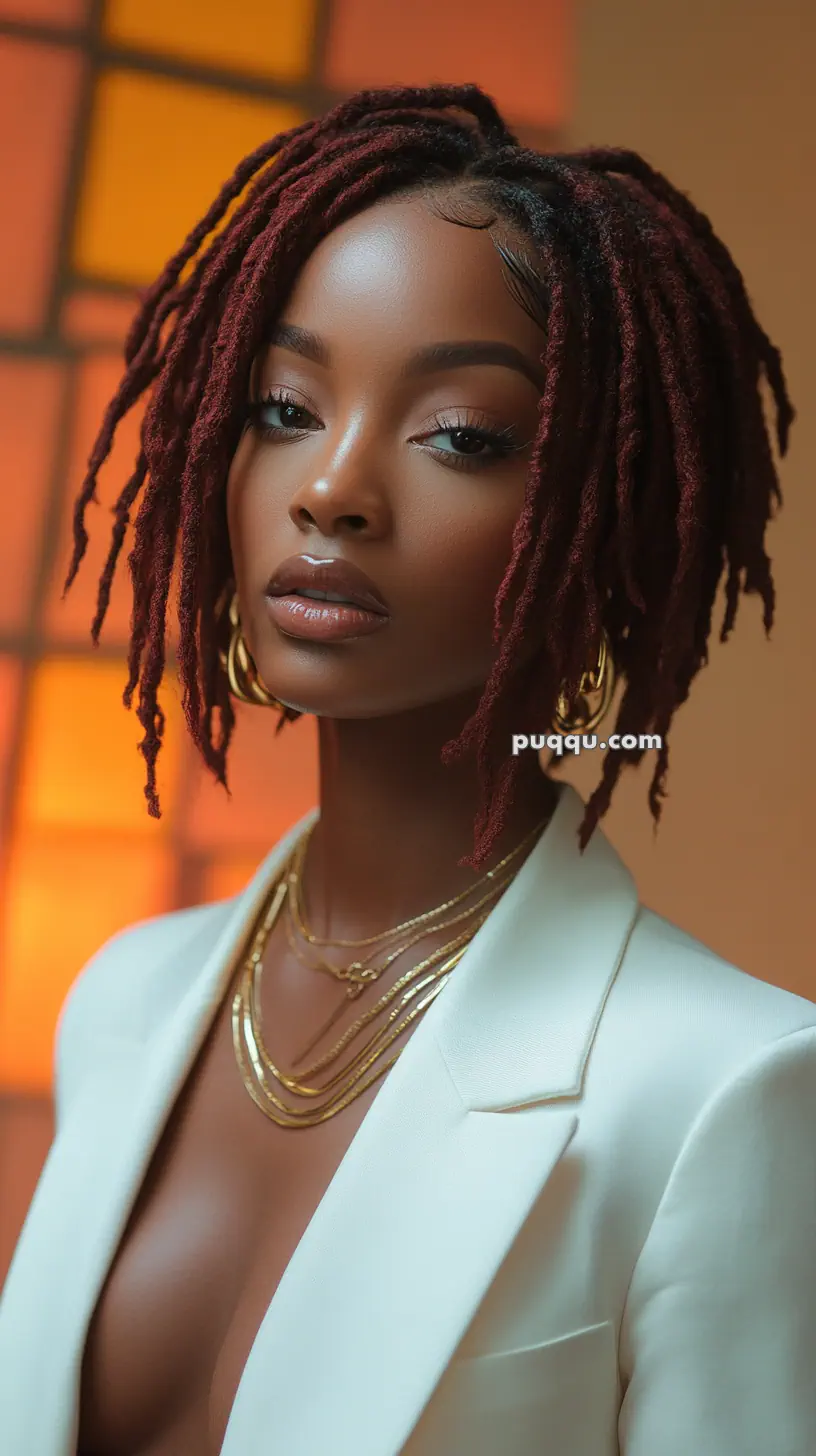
top-left (618, 1021), bottom-right (816, 1456)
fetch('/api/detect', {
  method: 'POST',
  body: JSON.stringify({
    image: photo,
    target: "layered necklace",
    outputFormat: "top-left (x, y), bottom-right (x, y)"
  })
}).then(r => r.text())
top-left (232, 818), bottom-right (546, 1129)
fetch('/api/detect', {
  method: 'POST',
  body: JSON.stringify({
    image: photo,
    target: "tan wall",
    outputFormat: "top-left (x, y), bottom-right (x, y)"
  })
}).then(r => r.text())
top-left (560, 0), bottom-right (816, 999)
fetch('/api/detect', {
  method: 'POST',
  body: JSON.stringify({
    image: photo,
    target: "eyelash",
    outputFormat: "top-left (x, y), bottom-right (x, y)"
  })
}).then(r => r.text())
top-left (244, 389), bottom-right (527, 471)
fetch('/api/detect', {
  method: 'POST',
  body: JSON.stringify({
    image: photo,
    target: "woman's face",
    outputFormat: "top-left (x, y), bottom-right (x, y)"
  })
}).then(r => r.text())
top-left (226, 191), bottom-right (547, 718)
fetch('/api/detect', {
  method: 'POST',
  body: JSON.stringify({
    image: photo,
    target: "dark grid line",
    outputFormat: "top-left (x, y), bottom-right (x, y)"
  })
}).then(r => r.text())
top-left (0, 1090), bottom-right (53, 1113)
top-left (0, 14), bottom-right (343, 120)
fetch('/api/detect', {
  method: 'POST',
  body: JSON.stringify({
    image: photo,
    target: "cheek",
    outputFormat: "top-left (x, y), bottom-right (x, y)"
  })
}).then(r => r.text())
top-left (224, 440), bottom-right (251, 574)
top-left (374, 521), bottom-right (522, 711)
top-left (400, 487), bottom-right (524, 660)
top-left (225, 438), bottom-right (276, 582)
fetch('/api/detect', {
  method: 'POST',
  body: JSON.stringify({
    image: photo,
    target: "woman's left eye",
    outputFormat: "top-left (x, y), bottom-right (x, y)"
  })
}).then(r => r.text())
top-left (424, 427), bottom-right (508, 458)
top-left (415, 418), bottom-right (525, 469)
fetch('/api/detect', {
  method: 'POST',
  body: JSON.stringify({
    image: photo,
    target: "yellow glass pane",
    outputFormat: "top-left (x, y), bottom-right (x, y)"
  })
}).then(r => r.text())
top-left (0, 826), bottom-right (174, 1093)
top-left (16, 656), bottom-right (184, 831)
top-left (184, 703), bottom-right (317, 851)
top-left (73, 69), bottom-right (305, 286)
top-left (104, 0), bottom-right (316, 84)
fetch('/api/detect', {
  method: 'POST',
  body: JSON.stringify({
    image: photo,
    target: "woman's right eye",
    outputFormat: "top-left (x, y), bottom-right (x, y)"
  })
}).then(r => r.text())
top-left (246, 391), bottom-right (321, 438)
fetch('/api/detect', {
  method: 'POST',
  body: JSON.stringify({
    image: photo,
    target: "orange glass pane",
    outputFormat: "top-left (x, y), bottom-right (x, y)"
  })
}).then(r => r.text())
top-left (0, 358), bottom-right (67, 632)
top-left (200, 852), bottom-right (267, 905)
top-left (104, 0), bottom-right (316, 84)
top-left (184, 703), bottom-right (317, 852)
top-left (43, 352), bottom-right (145, 647)
top-left (15, 656), bottom-right (184, 832)
top-left (0, 826), bottom-right (174, 1093)
top-left (0, 0), bottom-right (88, 19)
top-left (0, 1097), bottom-right (54, 1291)
top-left (324, 0), bottom-right (571, 130)
top-left (0, 656), bottom-right (22, 802)
top-left (73, 69), bottom-right (305, 286)
top-left (60, 287), bottom-right (142, 348)
top-left (42, 351), bottom-right (186, 654)
top-left (0, 37), bottom-right (84, 333)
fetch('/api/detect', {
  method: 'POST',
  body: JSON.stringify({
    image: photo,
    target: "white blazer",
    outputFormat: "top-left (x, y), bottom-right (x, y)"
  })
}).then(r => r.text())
top-left (1, 781), bottom-right (815, 1455)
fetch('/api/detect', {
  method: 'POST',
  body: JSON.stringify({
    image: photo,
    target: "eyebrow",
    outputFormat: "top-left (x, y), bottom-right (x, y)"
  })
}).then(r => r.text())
top-left (265, 323), bottom-right (546, 393)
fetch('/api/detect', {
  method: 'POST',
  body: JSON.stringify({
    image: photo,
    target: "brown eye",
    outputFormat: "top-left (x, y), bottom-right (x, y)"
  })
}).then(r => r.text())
top-left (245, 390), bottom-right (322, 440)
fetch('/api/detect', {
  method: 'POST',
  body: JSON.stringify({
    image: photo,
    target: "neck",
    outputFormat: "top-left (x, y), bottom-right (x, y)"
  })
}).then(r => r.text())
top-left (300, 689), bottom-right (559, 940)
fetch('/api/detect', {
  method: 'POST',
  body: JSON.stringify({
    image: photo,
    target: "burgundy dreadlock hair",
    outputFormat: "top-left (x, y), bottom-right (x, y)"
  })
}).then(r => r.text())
top-left (61, 83), bottom-right (793, 871)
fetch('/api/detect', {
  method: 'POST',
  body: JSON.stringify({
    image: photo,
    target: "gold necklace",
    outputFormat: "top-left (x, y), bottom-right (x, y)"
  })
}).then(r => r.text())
top-left (280, 816), bottom-right (545, 1061)
top-left (288, 816), bottom-right (544, 950)
top-left (281, 867), bottom-right (514, 1064)
top-left (283, 862), bottom-right (516, 993)
top-left (232, 819), bottom-right (544, 1128)
top-left (233, 901), bottom-right (485, 1128)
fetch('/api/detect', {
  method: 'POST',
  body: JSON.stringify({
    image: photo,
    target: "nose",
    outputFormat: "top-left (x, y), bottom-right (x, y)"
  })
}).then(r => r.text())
top-left (287, 424), bottom-right (393, 541)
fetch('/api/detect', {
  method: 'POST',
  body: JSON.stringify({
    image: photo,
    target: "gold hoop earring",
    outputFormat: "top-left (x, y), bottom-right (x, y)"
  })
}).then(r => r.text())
top-left (216, 587), bottom-right (283, 709)
top-left (552, 629), bottom-right (616, 734)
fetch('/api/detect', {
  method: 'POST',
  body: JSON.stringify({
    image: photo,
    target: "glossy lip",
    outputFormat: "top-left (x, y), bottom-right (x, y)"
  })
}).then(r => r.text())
top-left (264, 554), bottom-right (390, 615)
top-left (263, 594), bottom-right (390, 642)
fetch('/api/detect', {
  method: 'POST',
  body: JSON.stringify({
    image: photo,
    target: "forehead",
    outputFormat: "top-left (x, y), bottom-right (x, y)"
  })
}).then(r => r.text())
top-left (278, 193), bottom-right (545, 351)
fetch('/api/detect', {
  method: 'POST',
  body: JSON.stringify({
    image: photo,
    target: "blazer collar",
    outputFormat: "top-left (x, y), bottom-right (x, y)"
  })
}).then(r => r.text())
top-left (0, 782), bottom-right (640, 1456)
top-left (433, 779), bottom-right (639, 1110)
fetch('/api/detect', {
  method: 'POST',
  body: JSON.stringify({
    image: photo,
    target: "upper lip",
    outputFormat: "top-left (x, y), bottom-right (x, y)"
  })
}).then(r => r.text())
top-left (264, 555), bottom-right (390, 614)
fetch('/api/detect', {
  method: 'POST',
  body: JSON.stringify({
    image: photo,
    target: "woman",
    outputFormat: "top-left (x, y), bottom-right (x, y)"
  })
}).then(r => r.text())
top-left (1, 82), bottom-right (814, 1456)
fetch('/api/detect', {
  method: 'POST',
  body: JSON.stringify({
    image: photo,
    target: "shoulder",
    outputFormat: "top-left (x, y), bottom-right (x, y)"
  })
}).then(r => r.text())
top-left (597, 902), bottom-right (816, 1173)
top-left (58, 897), bottom-right (234, 1038)
top-left (51, 806), bottom-right (318, 1115)
top-left (617, 930), bottom-right (816, 1448)
top-left (618, 904), bottom-right (816, 1049)
top-left (53, 896), bottom-right (235, 1116)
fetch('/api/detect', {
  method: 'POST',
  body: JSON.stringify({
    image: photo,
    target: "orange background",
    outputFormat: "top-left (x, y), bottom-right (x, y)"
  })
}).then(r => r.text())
top-left (1, 0), bottom-right (814, 1280)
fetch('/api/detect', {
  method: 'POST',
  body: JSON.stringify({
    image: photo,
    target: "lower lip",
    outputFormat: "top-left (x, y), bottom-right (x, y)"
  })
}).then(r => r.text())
top-left (264, 594), bottom-right (390, 642)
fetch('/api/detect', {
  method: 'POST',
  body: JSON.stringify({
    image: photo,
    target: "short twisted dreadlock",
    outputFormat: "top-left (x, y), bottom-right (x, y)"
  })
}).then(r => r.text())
top-left (62, 83), bottom-right (793, 870)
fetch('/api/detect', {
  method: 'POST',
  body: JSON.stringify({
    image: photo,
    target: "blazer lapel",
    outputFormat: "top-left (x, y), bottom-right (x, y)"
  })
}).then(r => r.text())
top-left (0, 811), bottom-right (317, 1455)
top-left (220, 782), bottom-right (640, 1456)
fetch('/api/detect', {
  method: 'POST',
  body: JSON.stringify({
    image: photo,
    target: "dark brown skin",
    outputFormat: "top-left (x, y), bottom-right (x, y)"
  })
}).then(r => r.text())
top-left (76, 193), bottom-right (561, 1455)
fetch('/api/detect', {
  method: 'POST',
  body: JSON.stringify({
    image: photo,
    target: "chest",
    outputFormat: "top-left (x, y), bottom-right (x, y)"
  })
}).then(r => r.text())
top-left (75, 971), bottom-right (379, 1456)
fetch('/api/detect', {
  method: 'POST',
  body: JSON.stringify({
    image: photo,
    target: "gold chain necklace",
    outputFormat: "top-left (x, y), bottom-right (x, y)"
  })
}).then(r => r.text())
top-left (281, 867), bottom-right (516, 1065)
top-left (283, 862), bottom-right (517, 993)
top-left (288, 817), bottom-right (543, 949)
top-left (232, 820), bottom-right (545, 1129)
top-left (271, 816), bottom-right (545, 1069)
